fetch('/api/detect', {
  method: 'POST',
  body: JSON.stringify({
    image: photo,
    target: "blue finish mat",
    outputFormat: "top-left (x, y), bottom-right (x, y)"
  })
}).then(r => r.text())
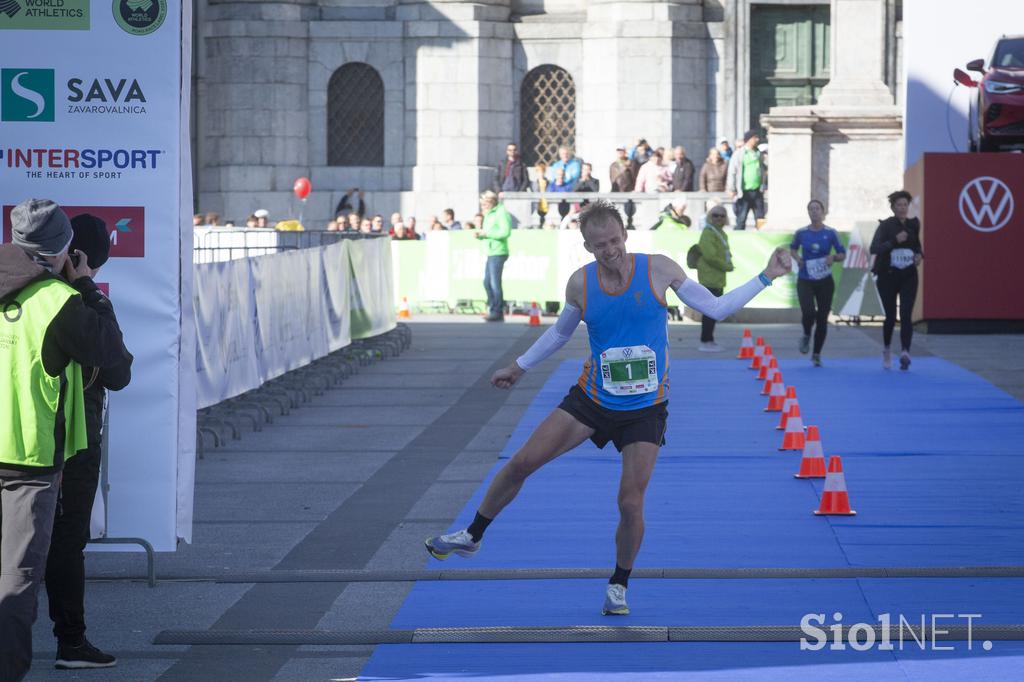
top-left (361, 356), bottom-right (1024, 680)
top-left (360, 642), bottom-right (1024, 681)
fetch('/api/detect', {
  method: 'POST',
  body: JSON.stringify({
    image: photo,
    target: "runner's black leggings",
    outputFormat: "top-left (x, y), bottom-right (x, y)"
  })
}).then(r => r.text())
top-left (796, 276), bottom-right (834, 355)
top-left (876, 267), bottom-right (919, 352)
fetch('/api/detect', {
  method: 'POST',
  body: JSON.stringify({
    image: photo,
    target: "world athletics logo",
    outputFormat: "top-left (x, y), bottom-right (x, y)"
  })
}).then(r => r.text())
top-left (112, 0), bottom-right (166, 36)
top-left (0, 0), bottom-right (89, 30)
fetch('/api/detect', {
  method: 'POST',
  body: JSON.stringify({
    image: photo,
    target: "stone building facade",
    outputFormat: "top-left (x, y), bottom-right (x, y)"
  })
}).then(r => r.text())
top-left (192, 0), bottom-right (903, 228)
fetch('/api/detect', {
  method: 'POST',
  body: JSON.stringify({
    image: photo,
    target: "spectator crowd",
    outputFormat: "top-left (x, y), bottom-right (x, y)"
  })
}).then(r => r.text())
top-left (192, 129), bottom-right (769, 237)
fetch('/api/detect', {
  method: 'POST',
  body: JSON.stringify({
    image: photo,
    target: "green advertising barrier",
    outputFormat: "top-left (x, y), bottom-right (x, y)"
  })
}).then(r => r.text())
top-left (349, 237), bottom-right (397, 338)
top-left (392, 230), bottom-right (851, 311)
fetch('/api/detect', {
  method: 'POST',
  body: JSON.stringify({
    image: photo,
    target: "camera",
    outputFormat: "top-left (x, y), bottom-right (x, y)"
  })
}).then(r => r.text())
top-left (69, 251), bottom-right (83, 268)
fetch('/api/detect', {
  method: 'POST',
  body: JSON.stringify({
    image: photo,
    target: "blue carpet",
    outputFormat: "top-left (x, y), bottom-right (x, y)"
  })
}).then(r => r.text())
top-left (361, 355), bottom-right (1024, 680)
top-left (360, 642), bottom-right (1024, 681)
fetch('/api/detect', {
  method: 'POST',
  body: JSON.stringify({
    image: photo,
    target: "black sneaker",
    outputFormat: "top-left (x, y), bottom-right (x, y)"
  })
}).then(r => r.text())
top-left (55, 639), bottom-right (117, 669)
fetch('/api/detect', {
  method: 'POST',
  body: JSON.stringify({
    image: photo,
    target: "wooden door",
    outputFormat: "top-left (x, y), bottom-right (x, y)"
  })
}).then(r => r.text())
top-left (750, 5), bottom-right (830, 133)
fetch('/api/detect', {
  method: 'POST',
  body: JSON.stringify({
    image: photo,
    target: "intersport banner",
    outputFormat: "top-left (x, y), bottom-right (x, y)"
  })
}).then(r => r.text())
top-left (0, 3), bottom-right (194, 549)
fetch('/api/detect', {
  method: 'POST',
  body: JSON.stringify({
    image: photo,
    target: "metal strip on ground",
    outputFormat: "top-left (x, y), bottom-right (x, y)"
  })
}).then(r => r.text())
top-left (154, 624), bottom-right (1024, 645)
top-left (110, 565), bottom-right (1024, 583)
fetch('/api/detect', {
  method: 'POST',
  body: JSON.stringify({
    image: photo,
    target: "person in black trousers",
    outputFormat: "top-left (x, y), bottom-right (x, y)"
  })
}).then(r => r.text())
top-left (870, 190), bottom-right (923, 370)
top-left (790, 200), bottom-right (846, 367)
top-left (45, 214), bottom-right (133, 670)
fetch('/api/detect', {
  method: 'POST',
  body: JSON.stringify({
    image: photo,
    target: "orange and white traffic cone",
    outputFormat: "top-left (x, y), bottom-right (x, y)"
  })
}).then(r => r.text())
top-left (760, 357), bottom-right (779, 395)
top-left (756, 348), bottom-right (776, 381)
top-left (528, 301), bottom-right (541, 327)
top-left (776, 387), bottom-right (798, 429)
top-left (764, 372), bottom-right (786, 412)
top-left (737, 329), bottom-right (754, 359)
top-left (398, 297), bottom-right (411, 320)
top-left (749, 337), bottom-right (766, 370)
top-left (814, 456), bottom-right (857, 515)
top-left (779, 403), bottom-right (805, 450)
top-left (794, 426), bottom-right (827, 478)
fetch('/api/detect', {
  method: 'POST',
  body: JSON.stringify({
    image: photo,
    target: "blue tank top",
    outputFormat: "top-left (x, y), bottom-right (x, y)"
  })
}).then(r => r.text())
top-left (577, 253), bottom-right (670, 410)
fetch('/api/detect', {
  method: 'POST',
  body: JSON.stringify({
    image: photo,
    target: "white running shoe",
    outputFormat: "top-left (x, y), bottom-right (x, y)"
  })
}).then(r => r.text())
top-left (424, 529), bottom-right (480, 560)
top-left (882, 347), bottom-right (892, 370)
top-left (698, 342), bottom-right (723, 353)
top-left (602, 583), bottom-right (630, 615)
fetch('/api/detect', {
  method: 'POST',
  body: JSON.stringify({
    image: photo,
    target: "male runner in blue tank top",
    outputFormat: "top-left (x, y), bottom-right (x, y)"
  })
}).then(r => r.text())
top-left (426, 200), bottom-right (791, 615)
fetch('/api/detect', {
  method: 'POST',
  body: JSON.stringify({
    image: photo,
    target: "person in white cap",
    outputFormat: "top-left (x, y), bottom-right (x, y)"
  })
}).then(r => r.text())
top-left (717, 137), bottom-right (733, 162)
top-left (254, 209), bottom-right (270, 228)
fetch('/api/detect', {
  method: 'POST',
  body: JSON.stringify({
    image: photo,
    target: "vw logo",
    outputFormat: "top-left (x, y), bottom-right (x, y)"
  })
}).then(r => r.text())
top-left (958, 176), bottom-right (1014, 233)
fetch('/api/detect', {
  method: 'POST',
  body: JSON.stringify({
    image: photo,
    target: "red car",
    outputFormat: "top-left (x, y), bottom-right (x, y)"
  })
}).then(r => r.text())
top-left (967, 35), bottom-right (1024, 151)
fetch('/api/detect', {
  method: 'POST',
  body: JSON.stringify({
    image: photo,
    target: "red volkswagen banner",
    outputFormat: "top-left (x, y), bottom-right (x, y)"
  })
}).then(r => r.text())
top-left (906, 153), bottom-right (1024, 322)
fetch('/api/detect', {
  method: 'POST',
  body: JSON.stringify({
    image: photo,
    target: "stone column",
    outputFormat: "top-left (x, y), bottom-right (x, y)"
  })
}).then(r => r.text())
top-left (398, 0), bottom-right (513, 223)
top-left (578, 0), bottom-right (707, 193)
top-left (758, 112), bottom-right (817, 226)
top-left (817, 0), bottom-right (893, 107)
top-left (198, 0), bottom-right (314, 222)
top-left (761, 0), bottom-right (902, 230)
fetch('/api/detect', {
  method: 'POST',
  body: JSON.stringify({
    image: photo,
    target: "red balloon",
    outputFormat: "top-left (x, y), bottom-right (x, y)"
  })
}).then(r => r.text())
top-left (293, 177), bottom-right (311, 200)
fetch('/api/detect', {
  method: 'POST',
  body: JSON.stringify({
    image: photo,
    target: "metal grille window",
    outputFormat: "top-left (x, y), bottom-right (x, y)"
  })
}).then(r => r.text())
top-left (520, 65), bottom-right (576, 167)
top-left (327, 63), bottom-right (384, 167)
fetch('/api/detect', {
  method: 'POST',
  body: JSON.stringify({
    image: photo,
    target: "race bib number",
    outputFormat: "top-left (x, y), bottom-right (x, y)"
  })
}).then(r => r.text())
top-left (806, 257), bottom-right (831, 280)
top-left (891, 248), bottom-right (914, 269)
top-left (600, 345), bottom-right (658, 396)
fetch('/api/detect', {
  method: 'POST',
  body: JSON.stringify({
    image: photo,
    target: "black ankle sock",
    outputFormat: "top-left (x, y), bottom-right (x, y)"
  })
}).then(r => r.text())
top-left (466, 511), bottom-right (492, 543)
top-left (609, 564), bottom-right (632, 588)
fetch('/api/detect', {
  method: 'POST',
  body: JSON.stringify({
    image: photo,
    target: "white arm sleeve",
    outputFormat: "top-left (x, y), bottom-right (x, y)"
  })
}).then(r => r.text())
top-left (515, 303), bottom-right (582, 371)
top-left (674, 276), bottom-right (766, 322)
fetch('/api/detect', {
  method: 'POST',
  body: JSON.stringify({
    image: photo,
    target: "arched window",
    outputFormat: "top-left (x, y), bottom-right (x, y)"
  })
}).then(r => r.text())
top-left (327, 63), bottom-right (384, 166)
top-left (519, 65), bottom-right (576, 167)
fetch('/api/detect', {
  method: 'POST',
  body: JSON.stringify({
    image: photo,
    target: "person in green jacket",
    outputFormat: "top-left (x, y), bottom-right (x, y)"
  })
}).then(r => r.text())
top-left (696, 205), bottom-right (734, 351)
top-left (475, 191), bottom-right (513, 321)
top-left (1, 199), bottom-right (127, 681)
top-left (651, 199), bottom-right (692, 231)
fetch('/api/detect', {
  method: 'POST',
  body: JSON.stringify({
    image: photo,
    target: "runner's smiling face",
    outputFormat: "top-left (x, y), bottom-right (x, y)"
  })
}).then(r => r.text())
top-left (583, 219), bottom-right (628, 268)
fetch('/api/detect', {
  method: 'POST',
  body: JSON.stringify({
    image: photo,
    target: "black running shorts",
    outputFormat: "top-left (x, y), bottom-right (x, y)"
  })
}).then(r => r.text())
top-left (558, 384), bottom-right (668, 452)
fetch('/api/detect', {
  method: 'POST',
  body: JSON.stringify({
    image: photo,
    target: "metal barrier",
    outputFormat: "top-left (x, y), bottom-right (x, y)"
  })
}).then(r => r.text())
top-left (196, 324), bottom-right (413, 459)
top-left (193, 228), bottom-right (389, 263)
top-left (500, 191), bottom-right (735, 230)
top-left (87, 400), bottom-right (157, 587)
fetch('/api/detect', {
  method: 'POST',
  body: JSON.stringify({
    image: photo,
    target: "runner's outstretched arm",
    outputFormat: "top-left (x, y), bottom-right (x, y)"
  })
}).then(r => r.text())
top-left (656, 249), bottom-right (791, 321)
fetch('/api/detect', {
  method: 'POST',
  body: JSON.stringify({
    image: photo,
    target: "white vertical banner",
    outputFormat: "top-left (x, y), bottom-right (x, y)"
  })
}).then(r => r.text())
top-left (0, 2), bottom-right (193, 550)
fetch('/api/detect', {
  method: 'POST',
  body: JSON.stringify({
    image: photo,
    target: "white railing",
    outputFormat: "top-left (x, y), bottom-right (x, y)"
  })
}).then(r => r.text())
top-left (500, 191), bottom-right (735, 230)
